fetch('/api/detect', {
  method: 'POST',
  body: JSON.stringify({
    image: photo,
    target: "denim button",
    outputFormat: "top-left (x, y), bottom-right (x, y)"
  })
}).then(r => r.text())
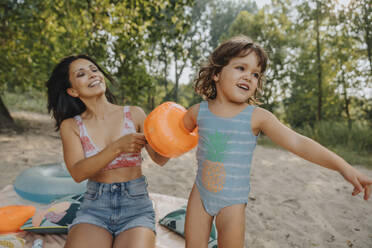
top-left (112, 185), bottom-right (117, 190)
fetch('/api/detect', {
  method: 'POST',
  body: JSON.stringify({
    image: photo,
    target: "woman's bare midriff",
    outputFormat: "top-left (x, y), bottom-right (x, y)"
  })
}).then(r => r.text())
top-left (90, 166), bottom-right (143, 183)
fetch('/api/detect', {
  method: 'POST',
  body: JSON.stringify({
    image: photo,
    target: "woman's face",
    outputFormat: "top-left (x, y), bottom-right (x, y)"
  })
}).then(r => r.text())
top-left (67, 58), bottom-right (106, 99)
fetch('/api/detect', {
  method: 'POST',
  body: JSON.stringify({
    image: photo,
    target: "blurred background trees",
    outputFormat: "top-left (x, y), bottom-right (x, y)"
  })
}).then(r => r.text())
top-left (1, 0), bottom-right (371, 163)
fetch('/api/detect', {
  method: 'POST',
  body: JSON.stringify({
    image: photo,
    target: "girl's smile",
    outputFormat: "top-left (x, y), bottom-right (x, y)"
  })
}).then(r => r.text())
top-left (213, 51), bottom-right (261, 104)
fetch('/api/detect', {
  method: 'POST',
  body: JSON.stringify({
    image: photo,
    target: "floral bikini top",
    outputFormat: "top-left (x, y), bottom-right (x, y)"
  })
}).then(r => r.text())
top-left (73, 106), bottom-right (142, 171)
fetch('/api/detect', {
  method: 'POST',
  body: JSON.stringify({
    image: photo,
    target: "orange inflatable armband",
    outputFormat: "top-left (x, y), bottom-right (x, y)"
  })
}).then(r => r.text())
top-left (0, 205), bottom-right (36, 233)
top-left (144, 102), bottom-right (198, 158)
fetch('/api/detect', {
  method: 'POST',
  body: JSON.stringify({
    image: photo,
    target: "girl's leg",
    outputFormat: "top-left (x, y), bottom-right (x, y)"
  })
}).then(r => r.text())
top-left (113, 227), bottom-right (155, 248)
top-left (185, 184), bottom-right (214, 248)
top-left (64, 223), bottom-right (113, 248)
top-left (215, 204), bottom-right (246, 248)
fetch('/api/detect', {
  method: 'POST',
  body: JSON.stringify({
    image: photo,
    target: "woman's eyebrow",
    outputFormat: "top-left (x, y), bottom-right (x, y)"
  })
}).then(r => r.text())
top-left (73, 64), bottom-right (96, 73)
top-left (72, 68), bottom-right (84, 73)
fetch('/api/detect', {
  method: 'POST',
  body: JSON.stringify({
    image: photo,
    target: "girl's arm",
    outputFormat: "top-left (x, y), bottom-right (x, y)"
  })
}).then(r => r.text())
top-left (252, 107), bottom-right (372, 200)
top-left (183, 103), bottom-right (200, 132)
top-left (132, 106), bottom-right (169, 166)
top-left (60, 118), bottom-right (146, 182)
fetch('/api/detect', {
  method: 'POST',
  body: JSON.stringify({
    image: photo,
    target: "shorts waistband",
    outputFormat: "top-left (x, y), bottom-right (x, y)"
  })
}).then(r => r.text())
top-left (86, 176), bottom-right (147, 194)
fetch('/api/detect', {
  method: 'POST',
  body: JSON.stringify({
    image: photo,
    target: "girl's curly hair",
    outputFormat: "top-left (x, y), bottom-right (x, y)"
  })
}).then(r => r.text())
top-left (194, 35), bottom-right (268, 104)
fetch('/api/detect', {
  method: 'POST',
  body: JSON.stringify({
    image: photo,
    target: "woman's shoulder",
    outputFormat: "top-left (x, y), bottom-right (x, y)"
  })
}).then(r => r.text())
top-left (60, 117), bottom-right (77, 127)
top-left (60, 117), bottom-right (79, 136)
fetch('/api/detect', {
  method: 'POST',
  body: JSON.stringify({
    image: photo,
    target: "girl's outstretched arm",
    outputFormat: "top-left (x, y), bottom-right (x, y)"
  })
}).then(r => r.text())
top-left (252, 107), bottom-right (372, 200)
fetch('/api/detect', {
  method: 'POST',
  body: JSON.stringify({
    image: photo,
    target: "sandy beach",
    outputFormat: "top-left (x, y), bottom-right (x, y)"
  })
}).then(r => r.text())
top-left (1, 111), bottom-right (371, 247)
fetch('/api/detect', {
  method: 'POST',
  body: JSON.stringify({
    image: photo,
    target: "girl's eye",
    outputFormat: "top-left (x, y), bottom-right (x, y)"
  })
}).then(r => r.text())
top-left (91, 67), bottom-right (98, 72)
top-left (253, 73), bottom-right (260, 78)
top-left (77, 72), bottom-right (85, 77)
top-left (236, 66), bottom-right (244, 71)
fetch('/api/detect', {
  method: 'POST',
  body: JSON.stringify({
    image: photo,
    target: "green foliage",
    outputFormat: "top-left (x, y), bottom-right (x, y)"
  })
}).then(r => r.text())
top-left (0, 0), bottom-right (195, 113)
top-left (208, 0), bottom-right (257, 49)
top-left (177, 82), bottom-right (202, 108)
top-left (0, 0), bottom-right (371, 168)
top-left (300, 121), bottom-right (372, 166)
top-left (144, 0), bottom-right (210, 103)
top-left (227, 5), bottom-right (292, 112)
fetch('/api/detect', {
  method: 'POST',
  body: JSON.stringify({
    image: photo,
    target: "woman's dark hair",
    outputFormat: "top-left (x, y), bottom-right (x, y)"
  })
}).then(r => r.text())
top-left (46, 54), bottom-right (117, 131)
top-left (194, 35), bottom-right (268, 104)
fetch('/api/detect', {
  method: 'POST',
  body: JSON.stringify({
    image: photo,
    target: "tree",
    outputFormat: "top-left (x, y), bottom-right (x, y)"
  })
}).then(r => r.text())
top-left (144, 0), bottom-right (209, 104)
top-left (326, 2), bottom-right (366, 129)
top-left (208, 0), bottom-right (257, 49)
top-left (0, 0), bottom-right (195, 124)
top-left (227, 0), bottom-right (293, 113)
top-left (346, 0), bottom-right (372, 75)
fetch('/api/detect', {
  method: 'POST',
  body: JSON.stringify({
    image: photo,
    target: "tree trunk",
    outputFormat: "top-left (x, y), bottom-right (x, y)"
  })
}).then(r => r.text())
top-left (0, 95), bottom-right (14, 127)
top-left (362, 1), bottom-right (372, 75)
top-left (161, 45), bottom-right (169, 94)
top-left (174, 57), bottom-right (179, 102)
top-left (341, 71), bottom-right (352, 130)
top-left (315, 0), bottom-right (323, 121)
top-left (174, 53), bottom-right (187, 103)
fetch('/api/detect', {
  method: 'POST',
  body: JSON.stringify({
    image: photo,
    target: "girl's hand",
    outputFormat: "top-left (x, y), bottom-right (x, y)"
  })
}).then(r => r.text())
top-left (340, 166), bottom-right (372, 201)
top-left (117, 133), bottom-right (147, 154)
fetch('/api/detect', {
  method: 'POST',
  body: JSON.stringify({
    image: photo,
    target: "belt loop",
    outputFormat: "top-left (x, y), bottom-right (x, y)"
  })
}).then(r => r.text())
top-left (121, 182), bottom-right (125, 195)
top-left (99, 183), bottom-right (103, 196)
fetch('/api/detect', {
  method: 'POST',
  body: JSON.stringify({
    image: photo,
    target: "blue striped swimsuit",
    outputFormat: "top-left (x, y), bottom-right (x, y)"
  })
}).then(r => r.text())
top-left (195, 101), bottom-right (257, 216)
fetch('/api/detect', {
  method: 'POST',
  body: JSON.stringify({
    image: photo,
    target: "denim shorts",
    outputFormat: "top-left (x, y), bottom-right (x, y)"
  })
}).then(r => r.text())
top-left (68, 176), bottom-right (155, 236)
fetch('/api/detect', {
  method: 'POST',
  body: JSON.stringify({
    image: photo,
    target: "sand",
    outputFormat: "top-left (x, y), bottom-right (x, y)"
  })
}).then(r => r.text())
top-left (1, 111), bottom-right (371, 247)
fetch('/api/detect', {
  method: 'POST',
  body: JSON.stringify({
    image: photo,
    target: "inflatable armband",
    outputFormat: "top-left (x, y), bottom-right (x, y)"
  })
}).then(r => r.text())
top-left (144, 102), bottom-right (198, 158)
top-left (0, 205), bottom-right (36, 233)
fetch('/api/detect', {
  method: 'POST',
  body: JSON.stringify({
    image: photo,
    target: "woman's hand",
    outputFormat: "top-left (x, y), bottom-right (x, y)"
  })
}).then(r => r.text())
top-left (340, 166), bottom-right (372, 201)
top-left (116, 133), bottom-right (147, 154)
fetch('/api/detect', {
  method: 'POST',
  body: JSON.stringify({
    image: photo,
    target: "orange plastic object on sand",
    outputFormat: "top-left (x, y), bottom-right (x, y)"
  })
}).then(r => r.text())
top-left (0, 205), bottom-right (36, 233)
top-left (144, 102), bottom-right (198, 158)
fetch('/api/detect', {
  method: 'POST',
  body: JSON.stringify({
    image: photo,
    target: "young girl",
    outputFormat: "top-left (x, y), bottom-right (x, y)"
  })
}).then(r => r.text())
top-left (46, 54), bottom-right (169, 248)
top-left (182, 36), bottom-right (372, 248)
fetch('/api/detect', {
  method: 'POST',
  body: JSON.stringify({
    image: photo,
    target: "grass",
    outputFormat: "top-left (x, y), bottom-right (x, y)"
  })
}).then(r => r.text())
top-left (257, 122), bottom-right (372, 168)
top-left (3, 91), bottom-right (48, 114)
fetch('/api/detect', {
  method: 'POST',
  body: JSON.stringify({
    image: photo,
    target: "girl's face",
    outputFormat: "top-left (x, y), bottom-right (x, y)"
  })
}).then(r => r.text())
top-left (67, 58), bottom-right (106, 99)
top-left (213, 51), bottom-right (261, 104)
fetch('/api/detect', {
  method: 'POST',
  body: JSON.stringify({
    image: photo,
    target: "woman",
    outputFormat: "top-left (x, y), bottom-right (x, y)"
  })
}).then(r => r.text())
top-left (46, 54), bottom-right (168, 248)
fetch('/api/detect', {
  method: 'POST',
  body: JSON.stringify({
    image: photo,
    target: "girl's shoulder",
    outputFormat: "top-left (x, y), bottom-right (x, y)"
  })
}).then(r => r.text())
top-left (187, 102), bottom-right (201, 119)
top-left (251, 106), bottom-right (279, 133)
top-left (189, 102), bottom-right (201, 112)
top-left (252, 106), bottom-right (275, 122)
top-left (127, 105), bottom-right (146, 127)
